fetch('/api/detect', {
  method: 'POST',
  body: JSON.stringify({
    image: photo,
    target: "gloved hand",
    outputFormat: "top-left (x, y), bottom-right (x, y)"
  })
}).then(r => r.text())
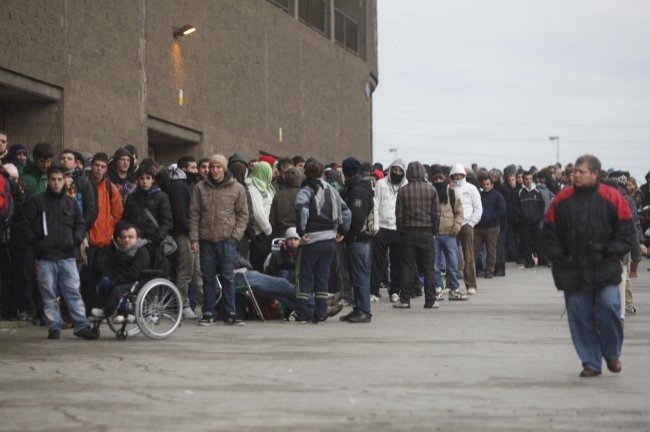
top-left (99, 276), bottom-right (112, 289)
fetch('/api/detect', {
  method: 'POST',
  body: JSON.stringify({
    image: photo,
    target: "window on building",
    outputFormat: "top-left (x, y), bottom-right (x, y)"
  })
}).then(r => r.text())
top-left (268, 0), bottom-right (290, 13)
top-left (334, 8), bottom-right (359, 54)
top-left (298, 0), bottom-right (326, 34)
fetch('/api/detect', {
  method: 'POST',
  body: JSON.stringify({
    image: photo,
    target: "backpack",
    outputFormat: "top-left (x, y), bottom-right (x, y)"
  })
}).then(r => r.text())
top-left (0, 173), bottom-right (15, 232)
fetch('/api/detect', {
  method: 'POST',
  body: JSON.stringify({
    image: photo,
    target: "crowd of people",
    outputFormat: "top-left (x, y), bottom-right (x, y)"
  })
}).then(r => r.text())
top-left (0, 129), bottom-right (648, 343)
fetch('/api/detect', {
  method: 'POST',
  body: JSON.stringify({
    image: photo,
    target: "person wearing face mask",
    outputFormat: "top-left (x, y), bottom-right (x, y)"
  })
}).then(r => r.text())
top-left (370, 159), bottom-right (408, 303)
top-left (166, 156), bottom-right (203, 319)
top-left (449, 163), bottom-right (483, 295)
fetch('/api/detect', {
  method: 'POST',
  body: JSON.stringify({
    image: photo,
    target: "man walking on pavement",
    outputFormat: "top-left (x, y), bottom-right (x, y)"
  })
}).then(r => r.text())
top-left (544, 154), bottom-right (637, 377)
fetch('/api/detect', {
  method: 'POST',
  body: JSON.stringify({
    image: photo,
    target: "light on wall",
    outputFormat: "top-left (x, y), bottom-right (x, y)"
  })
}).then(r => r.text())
top-left (174, 24), bottom-right (196, 38)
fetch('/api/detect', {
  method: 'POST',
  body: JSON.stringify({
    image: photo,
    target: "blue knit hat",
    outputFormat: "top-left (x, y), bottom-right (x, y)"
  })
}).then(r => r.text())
top-left (342, 157), bottom-right (361, 178)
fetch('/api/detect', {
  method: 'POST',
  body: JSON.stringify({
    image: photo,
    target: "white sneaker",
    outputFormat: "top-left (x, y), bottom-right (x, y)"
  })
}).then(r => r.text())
top-left (91, 308), bottom-right (105, 319)
top-left (112, 315), bottom-right (125, 324)
top-left (435, 287), bottom-right (442, 296)
top-left (183, 306), bottom-right (198, 319)
top-left (370, 295), bottom-right (379, 303)
top-left (127, 314), bottom-right (136, 323)
top-left (467, 288), bottom-right (477, 295)
top-left (390, 293), bottom-right (400, 303)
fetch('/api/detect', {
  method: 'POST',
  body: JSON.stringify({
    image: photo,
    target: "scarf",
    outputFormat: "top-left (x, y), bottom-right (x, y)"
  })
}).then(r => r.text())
top-left (251, 161), bottom-right (275, 199)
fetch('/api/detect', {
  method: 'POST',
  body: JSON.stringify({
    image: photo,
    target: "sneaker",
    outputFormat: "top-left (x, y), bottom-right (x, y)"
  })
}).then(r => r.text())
top-left (48, 329), bottom-right (61, 340)
top-left (435, 287), bottom-right (442, 296)
top-left (311, 316), bottom-right (327, 324)
top-left (198, 313), bottom-right (216, 326)
top-left (328, 292), bottom-right (342, 306)
top-left (579, 368), bottom-right (600, 378)
top-left (423, 301), bottom-right (439, 309)
top-left (448, 290), bottom-right (469, 301)
top-left (126, 314), bottom-right (136, 323)
top-left (224, 315), bottom-right (244, 326)
top-left (390, 293), bottom-right (400, 303)
top-left (393, 302), bottom-right (411, 309)
top-left (91, 308), bottom-right (105, 319)
top-left (327, 304), bottom-right (344, 317)
top-left (338, 298), bottom-right (352, 307)
top-left (73, 326), bottom-right (99, 340)
top-left (183, 307), bottom-right (198, 320)
top-left (339, 310), bottom-right (360, 322)
top-left (370, 295), bottom-right (380, 303)
top-left (467, 288), bottom-right (477, 295)
top-left (112, 315), bottom-right (125, 324)
top-left (347, 312), bottom-right (371, 323)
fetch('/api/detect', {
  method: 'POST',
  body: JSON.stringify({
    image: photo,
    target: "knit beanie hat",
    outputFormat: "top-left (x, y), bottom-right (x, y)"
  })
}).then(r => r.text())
top-left (210, 154), bottom-right (228, 170)
top-left (430, 164), bottom-right (446, 179)
top-left (259, 155), bottom-right (277, 167)
top-left (342, 157), bottom-right (361, 178)
top-left (228, 152), bottom-right (248, 167)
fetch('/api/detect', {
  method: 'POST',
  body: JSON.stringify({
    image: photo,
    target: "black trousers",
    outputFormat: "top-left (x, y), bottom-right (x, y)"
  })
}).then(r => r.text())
top-left (399, 230), bottom-right (436, 304)
top-left (370, 228), bottom-right (402, 296)
top-left (519, 223), bottom-right (543, 265)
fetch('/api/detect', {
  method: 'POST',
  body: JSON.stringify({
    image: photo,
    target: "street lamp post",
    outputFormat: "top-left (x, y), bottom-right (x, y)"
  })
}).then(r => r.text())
top-left (549, 136), bottom-right (560, 164)
top-left (388, 147), bottom-right (398, 161)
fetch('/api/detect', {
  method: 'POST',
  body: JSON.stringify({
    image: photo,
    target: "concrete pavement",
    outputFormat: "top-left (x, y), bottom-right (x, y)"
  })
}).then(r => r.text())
top-left (1, 262), bottom-right (649, 431)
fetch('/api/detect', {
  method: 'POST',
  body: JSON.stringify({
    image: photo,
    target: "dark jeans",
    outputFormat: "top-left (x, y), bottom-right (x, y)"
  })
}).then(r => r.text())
top-left (399, 230), bottom-right (436, 304)
top-left (296, 240), bottom-right (336, 321)
top-left (370, 228), bottom-right (401, 296)
top-left (81, 245), bottom-right (112, 314)
top-left (346, 241), bottom-right (372, 315)
top-left (329, 242), bottom-right (353, 301)
top-left (200, 240), bottom-right (236, 317)
top-left (495, 224), bottom-right (507, 274)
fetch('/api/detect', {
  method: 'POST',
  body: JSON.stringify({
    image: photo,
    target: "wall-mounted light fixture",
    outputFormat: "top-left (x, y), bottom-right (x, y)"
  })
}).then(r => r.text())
top-left (174, 24), bottom-right (196, 38)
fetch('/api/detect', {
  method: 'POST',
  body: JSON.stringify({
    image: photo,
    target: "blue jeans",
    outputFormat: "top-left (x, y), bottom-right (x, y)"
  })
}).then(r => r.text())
top-left (35, 259), bottom-right (90, 333)
top-left (434, 235), bottom-right (460, 290)
top-left (200, 240), bottom-right (236, 317)
top-left (564, 284), bottom-right (623, 373)
top-left (346, 241), bottom-right (372, 315)
top-left (296, 240), bottom-right (336, 321)
top-left (236, 270), bottom-right (314, 313)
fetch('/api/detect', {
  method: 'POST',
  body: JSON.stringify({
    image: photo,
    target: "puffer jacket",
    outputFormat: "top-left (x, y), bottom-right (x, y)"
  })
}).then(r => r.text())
top-left (373, 159), bottom-right (407, 231)
top-left (544, 182), bottom-right (637, 291)
top-left (270, 167), bottom-right (302, 236)
top-left (189, 172), bottom-right (249, 243)
top-left (23, 188), bottom-right (86, 260)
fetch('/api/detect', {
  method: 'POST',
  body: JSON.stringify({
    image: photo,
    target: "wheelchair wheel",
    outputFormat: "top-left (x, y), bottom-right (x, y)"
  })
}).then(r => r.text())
top-left (135, 278), bottom-right (183, 340)
top-left (106, 315), bottom-right (140, 339)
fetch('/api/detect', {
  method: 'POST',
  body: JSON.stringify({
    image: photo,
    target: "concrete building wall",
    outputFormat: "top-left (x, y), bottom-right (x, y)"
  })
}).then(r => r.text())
top-left (0, 0), bottom-right (377, 164)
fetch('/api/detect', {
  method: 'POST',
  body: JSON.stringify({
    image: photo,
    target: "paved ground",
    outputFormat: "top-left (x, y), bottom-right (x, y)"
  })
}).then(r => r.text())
top-left (1, 262), bottom-right (649, 431)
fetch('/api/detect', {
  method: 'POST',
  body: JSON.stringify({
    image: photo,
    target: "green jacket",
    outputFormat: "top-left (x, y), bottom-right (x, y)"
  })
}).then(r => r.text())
top-left (21, 160), bottom-right (48, 197)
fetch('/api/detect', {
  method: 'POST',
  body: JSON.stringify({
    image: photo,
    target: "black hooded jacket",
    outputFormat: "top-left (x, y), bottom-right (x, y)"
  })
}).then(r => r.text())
top-left (340, 176), bottom-right (374, 243)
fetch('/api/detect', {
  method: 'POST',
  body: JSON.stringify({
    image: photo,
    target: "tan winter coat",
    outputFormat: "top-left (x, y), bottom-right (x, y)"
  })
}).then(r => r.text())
top-left (189, 175), bottom-right (249, 243)
top-left (437, 187), bottom-right (464, 236)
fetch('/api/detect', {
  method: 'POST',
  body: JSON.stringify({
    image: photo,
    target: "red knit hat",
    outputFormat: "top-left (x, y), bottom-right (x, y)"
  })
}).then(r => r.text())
top-left (259, 155), bottom-right (277, 167)
top-left (371, 169), bottom-right (384, 180)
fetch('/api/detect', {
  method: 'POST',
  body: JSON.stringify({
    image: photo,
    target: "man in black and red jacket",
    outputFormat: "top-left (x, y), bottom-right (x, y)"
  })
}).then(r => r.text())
top-left (544, 155), bottom-right (637, 378)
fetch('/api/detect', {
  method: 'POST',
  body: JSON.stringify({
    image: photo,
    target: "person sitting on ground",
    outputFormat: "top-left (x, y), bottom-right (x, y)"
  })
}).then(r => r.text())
top-left (92, 221), bottom-right (150, 323)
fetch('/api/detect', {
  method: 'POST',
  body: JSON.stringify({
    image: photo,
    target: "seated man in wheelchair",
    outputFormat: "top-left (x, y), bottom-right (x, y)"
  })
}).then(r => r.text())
top-left (91, 221), bottom-right (150, 323)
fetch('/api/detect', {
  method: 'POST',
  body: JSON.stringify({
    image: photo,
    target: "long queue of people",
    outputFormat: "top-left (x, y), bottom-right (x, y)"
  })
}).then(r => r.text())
top-left (0, 129), bottom-right (648, 339)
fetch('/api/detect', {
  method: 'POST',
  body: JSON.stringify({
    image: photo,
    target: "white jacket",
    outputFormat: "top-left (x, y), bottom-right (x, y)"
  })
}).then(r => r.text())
top-left (245, 178), bottom-right (273, 236)
top-left (373, 159), bottom-right (408, 231)
top-left (449, 163), bottom-right (483, 227)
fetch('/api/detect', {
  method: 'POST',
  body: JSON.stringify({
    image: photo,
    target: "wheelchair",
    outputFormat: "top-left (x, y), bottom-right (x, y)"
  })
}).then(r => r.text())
top-left (92, 270), bottom-right (183, 340)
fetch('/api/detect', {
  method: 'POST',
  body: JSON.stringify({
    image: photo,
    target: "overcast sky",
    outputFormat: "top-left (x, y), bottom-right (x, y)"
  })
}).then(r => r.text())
top-left (373, 0), bottom-right (650, 181)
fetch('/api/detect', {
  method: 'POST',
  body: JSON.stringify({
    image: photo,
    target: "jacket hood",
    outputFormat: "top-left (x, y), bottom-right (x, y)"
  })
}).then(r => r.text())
top-left (284, 167), bottom-right (303, 188)
top-left (113, 238), bottom-right (149, 257)
top-left (406, 161), bottom-right (427, 182)
top-left (388, 158), bottom-right (406, 172)
top-left (646, 169), bottom-right (650, 182)
top-left (168, 165), bottom-right (187, 181)
top-left (449, 163), bottom-right (467, 177)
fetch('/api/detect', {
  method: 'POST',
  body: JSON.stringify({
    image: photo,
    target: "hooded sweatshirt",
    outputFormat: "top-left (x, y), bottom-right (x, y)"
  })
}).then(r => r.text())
top-left (270, 167), bottom-right (303, 236)
top-left (449, 163), bottom-right (482, 227)
top-left (395, 162), bottom-right (440, 234)
top-left (373, 158), bottom-right (408, 231)
top-left (106, 238), bottom-right (150, 285)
